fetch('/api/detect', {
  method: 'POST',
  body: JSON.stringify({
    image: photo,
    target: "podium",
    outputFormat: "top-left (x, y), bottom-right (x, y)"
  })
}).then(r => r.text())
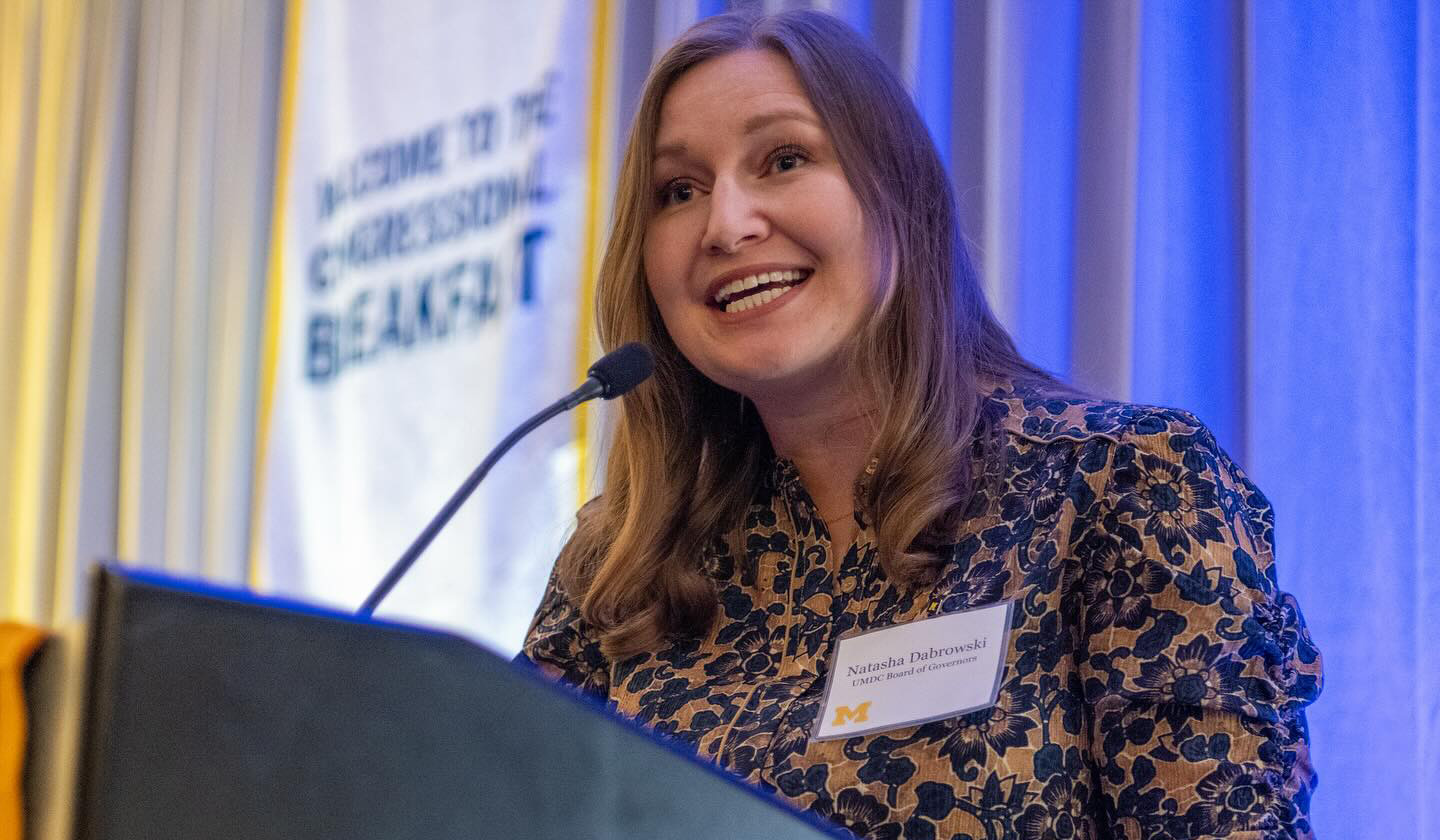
top-left (62, 567), bottom-right (841, 840)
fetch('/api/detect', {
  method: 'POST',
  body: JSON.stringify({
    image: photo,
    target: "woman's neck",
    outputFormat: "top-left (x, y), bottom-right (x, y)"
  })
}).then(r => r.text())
top-left (753, 386), bottom-right (874, 544)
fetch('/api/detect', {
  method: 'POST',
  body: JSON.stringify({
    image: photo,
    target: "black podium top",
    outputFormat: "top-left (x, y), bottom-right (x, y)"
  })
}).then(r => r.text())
top-left (74, 567), bottom-right (844, 840)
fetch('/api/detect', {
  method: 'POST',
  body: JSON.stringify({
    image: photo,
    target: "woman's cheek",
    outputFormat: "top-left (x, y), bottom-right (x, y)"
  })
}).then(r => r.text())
top-left (645, 221), bottom-right (688, 299)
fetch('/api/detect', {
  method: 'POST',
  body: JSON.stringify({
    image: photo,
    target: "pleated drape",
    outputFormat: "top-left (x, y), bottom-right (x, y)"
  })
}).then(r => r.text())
top-left (1, 0), bottom-right (111, 625)
top-left (0, 0), bottom-right (281, 625)
top-left (1244, 4), bottom-right (1438, 836)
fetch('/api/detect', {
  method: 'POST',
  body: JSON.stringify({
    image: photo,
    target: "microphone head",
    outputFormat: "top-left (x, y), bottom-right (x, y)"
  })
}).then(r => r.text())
top-left (587, 342), bottom-right (655, 399)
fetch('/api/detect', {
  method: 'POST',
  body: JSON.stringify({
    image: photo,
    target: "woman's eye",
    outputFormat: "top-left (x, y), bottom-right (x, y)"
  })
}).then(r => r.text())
top-left (769, 145), bottom-right (809, 174)
top-left (657, 180), bottom-right (694, 207)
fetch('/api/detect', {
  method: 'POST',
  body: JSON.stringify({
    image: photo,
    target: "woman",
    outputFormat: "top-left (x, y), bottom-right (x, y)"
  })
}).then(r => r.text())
top-left (522, 10), bottom-right (1321, 839)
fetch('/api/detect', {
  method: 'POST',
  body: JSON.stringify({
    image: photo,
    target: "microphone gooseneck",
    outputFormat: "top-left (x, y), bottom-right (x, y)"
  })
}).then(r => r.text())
top-left (357, 343), bottom-right (655, 618)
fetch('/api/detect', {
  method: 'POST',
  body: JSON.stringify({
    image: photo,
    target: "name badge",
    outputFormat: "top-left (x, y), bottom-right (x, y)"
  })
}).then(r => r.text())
top-left (813, 600), bottom-right (1014, 740)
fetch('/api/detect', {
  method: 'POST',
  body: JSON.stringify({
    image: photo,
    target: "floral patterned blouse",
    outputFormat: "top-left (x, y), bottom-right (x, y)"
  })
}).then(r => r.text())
top-left (522, 387), bottom-right (1323, 839)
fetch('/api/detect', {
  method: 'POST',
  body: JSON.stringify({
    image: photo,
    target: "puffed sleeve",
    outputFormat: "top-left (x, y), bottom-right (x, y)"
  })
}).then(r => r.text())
top-left (519, 564), bottom-right (612, 702)
top-left (1074, 413), bottom-right (1322, 840)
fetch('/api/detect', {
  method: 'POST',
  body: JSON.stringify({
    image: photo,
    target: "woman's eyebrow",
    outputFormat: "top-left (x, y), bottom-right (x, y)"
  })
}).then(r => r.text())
top-left (654, 141), bottom-right (688, 162)
top-left (652, 109), bottom-right (818, 163)
top-left (743, 108), bottom-right (818, 134)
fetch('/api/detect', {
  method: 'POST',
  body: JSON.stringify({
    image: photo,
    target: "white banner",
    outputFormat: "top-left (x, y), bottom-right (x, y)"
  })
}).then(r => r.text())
top-left (255, 0), bottom-right (601, 653)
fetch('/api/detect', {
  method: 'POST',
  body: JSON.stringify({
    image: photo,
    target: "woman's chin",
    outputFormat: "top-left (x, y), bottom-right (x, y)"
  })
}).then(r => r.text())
top-left (704, 356), bottom-right (849, 408)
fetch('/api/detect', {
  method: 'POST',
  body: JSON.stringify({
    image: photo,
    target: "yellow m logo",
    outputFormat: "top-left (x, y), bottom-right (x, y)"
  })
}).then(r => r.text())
top-left (831, 702), bottom-right (871, 727)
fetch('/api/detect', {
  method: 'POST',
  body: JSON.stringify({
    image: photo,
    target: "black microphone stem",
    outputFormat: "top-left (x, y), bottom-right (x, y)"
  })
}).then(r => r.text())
top-left (356, 381), bottom-right (598, 618)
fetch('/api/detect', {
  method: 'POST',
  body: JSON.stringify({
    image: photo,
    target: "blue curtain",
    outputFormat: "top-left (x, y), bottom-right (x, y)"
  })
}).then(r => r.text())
top-left (974, 1), bottom-right (1438, 835)
top-left (1244, 4), bottom-right (1439, 836)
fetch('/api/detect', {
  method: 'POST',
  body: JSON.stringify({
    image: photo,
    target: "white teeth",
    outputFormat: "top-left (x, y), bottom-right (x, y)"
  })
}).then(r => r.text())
top-left (712, 269), bottom-right (809, 304)
top-left (722, 281), bottom-right (796, 313)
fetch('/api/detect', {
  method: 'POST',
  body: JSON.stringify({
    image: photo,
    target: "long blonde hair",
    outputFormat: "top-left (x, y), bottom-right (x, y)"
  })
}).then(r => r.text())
top-left (560, 10), bottom-right (1057, 658)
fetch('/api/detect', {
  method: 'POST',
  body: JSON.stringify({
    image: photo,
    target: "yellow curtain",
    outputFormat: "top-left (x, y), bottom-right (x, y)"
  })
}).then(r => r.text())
top-left (1, 0), bottom-right (94, 626)
top-left (0, 0), bottom-right (282, 627)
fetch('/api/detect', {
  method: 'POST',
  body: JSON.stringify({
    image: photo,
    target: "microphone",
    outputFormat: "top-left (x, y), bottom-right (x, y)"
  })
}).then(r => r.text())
top-left (356, 342), bottom-right (654, 617)
top-left (559, 340), bottom-right (655, 408)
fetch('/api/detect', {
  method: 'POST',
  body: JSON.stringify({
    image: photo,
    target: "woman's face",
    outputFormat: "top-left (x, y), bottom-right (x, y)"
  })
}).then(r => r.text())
top-left (643, 49), bottom-right (879, 407)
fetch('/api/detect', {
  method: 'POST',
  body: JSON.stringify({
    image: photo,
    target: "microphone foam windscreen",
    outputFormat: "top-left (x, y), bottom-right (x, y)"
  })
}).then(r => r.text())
top-left (587, 342), bottom-right (655, 398)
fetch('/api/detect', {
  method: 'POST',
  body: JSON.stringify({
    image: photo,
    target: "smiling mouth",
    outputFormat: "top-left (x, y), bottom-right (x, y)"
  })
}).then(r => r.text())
top-left (710, 269), bottom-right (811, 313)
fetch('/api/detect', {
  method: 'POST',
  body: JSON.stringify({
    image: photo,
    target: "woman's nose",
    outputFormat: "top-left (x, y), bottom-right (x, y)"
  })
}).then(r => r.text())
top-left (701, 178), bottom-right (768, 255)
